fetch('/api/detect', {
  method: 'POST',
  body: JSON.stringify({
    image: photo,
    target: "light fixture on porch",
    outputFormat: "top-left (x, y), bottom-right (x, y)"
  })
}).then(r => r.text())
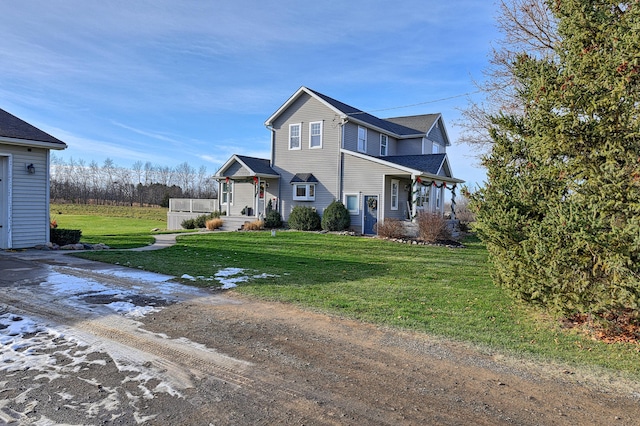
top-left (26, 163), bottom-right (35, 174)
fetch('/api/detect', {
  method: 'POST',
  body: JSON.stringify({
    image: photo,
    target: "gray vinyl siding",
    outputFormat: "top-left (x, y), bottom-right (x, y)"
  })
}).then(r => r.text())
top-left (226, 162), bottom-right (249, 177)
top-left (342, 153), bottom-right (413, 231)
top-left (271, 92), bottom-right (341, 220)
top-left (396, 137), bottom-right (423, 155)
top-left (427, 122), bottom-right (447, 150)
top-left (0, 144), bottom-right (50, 248)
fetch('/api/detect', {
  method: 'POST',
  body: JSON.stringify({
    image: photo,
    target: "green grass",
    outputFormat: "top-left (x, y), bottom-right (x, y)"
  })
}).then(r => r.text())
top-left (75, 230), bottom-right (640, 377)
top-left (50, 203), bottom-right (170, 248)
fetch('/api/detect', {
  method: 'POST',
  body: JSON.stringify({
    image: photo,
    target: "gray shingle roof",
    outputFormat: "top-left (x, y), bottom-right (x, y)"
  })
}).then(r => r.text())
top-left (385, 114), bottom-right (440, 134)
top-left (236, 155), bottom-right (278, 176)
top-left (290, 173), bottom-right (318, 183)
top-left (0, 108), bottom-right (66, 146)
top-left (377, 154), bottom-right (446, 175)
top-left (307, 89), bottom-right (426, 137)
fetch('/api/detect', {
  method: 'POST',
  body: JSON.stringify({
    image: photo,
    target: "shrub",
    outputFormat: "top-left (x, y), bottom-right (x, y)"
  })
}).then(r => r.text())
top-left (205, 218), bottom-right (224, 230)
top-left (243, 220), bottom-right (264, 231)
top-left (50, 228), bottom-right (82, 246)
top-left (263, 210), bottom-right (282, 229)
top-left (182, 212), bottom-right (221, 229)
top-left (321, 200), bottom-right (351, 231)
top-left (181, 218), bottom-right (196, 229)
top-left (374, 218), bottom-right (406, 239)
top-left (287, 206), bottom-right (321, 231)
top-left (416, 212), bottom-right (452, 243)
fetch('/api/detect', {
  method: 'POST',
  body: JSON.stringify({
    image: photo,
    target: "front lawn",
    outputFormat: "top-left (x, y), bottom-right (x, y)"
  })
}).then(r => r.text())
top-left (75, 231), bottom-right (640, 377)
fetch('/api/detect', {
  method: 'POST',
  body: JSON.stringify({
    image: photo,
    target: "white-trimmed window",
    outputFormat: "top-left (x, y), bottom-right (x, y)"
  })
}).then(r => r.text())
top-left (380, 134), bottom-right (388, 156)
top-left (390, 179), bottom-right (399, 210)
top-left (344, 194), bottom-right (359, 215)
top-left (293, 183), bottom-right (315, 201)
top-left (222, 181), bottom-right (233, 204)
top-left (432, 142), bottom-right (440, 154)
top-left (357, 126), bottom-right (367, 153)
top-left (289, 123), bottom-right (301, 150)
top-left (309, 121), bottom-right (323, 148)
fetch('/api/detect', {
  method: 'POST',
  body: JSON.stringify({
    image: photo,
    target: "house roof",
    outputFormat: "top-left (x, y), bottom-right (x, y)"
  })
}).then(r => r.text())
top-left (377, 154), bottom-right (447, 175)
top-left (290, 173), bottom-right (318, 183)
top-left (265, 87), bottom-right (438, 139)
top-left (235, 155), bottom-right (278, 176)
top-left (306, 89), bottom-right (425, 137)
top-left (0, 108), bottom-right (67, 149)
top-left (343, 149), bottom-right (464, 184)
top-left (215, 154), bottom-right (279, 178)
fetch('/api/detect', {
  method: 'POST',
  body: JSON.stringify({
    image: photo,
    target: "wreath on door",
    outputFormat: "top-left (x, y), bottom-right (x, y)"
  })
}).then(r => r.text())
top-left (367, 197), bottom-right (377, 210)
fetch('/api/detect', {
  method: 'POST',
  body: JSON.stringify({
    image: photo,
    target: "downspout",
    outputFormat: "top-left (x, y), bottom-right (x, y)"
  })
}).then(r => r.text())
top-left (337, 117), bottom-right (346, 201)
top-left (266, 124), bottom-right (281, 213)
top-left (46, 150), bottom-right (51, 245)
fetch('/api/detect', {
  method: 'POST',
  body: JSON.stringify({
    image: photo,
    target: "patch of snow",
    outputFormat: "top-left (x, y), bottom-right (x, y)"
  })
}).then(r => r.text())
top-left (106, 302), bottom-right (161, 318)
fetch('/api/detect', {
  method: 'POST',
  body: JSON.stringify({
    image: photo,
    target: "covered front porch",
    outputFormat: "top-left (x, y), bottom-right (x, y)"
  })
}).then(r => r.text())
top-left (214, 154), bottom-right (281, 219)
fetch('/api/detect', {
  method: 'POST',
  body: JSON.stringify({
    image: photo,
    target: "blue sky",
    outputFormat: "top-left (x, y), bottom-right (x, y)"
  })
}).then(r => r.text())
top-left (1, 1), bottom-right (499, 188)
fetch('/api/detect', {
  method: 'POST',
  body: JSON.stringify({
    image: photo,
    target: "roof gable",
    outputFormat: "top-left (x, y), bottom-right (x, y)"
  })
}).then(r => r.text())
top-left (215, 154), bottom-right (278, 178)
top-left (386, 114), bottom-right (451, 146)
top-left (265, 87), bottom-right (428, 138)
top-left (0, 108), bottom-right (67, 148)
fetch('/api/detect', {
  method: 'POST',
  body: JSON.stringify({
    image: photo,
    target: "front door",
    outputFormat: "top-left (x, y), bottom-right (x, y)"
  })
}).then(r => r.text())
top-left (257, 182), bottom-right (266, 216)
top-left (363, 195), bottom-right (378, 235)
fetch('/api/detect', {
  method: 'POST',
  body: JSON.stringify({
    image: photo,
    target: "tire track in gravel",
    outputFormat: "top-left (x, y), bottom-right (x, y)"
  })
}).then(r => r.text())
top-left (0, 277), bottom-right (401, 425)
top-left (0, 289), bottom-right (255, 390)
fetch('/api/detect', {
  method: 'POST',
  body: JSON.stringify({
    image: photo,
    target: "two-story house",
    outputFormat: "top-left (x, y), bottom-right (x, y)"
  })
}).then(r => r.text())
top-left (215, 87), bottom-right (464, 234)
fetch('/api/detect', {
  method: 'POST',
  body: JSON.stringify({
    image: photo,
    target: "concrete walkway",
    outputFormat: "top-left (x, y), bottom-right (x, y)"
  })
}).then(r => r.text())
top-left (129, 233), bottom-right (182, 251)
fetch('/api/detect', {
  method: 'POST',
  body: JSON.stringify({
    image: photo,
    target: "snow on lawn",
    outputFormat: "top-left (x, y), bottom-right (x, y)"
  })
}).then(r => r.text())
top-left (181, 267), bottom-right (278, 289)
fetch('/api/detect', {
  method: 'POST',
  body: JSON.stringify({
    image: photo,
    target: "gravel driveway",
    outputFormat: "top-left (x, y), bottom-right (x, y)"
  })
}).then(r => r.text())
top-left (1, 250), bottom-right (639, 425)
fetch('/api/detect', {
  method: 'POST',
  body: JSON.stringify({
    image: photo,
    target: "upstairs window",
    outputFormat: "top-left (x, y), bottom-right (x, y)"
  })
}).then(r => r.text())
top-left (432, 142), bottom-right (440, 154)
top-left (309, 121), bottom-right (323, 148)
top-left (380, 134), bottom-right (388, 156)
top-left (357, 126), bottom-right (367, 153)
top-left (293, 183), bottom-right (315, 201)
top-left (289, 123), bottom-right (301, 150)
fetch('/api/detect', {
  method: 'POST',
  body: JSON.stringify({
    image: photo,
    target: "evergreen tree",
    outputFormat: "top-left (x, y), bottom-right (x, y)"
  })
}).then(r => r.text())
top-left (472, 1), bottom-right (640, 315)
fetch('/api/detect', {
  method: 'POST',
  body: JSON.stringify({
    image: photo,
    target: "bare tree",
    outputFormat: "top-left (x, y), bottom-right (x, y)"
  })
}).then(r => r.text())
top-left (458, 0), bottom-right (559, 150)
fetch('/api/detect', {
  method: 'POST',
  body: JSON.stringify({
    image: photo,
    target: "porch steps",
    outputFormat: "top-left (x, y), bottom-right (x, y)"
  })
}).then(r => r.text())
top-left (219, 216), bottom-right (254, 232)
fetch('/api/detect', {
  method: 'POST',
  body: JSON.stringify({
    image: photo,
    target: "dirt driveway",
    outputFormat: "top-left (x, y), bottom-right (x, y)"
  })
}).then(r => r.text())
top-left (1, 251), bottom-right (639, 425)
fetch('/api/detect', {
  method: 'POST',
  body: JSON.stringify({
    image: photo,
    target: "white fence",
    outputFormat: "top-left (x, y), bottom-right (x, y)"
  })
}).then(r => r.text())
top-left (167, 198), bottom-right (218, 230)
top-left (168, 198), bottom-right (217, 213)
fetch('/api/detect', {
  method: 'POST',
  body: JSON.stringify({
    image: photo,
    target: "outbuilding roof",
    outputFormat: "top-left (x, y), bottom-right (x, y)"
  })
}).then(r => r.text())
top-left (0, 108), bottom-right (67, 148)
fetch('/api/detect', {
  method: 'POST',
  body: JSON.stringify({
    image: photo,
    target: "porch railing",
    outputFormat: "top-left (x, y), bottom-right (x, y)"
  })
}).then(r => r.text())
top-left (168, 198), bottom-right (217, 213)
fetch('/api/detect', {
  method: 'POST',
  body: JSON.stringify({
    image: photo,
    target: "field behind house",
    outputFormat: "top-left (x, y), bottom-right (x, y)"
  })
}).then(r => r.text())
top-left (50, 203), bottom-right (170, 248)
top-left (59, 205), bottom-right (640, 379)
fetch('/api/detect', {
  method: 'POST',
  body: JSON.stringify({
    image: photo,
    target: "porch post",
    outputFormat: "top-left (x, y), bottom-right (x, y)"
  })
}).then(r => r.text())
top-left (255, 177), bottom-right (261, 218)
top-left (226, 179), bottom-right (231, 217)
top-left (411, 175), bottom-right (419, 222)
top-left (450, 184), bottom-right (457, 220)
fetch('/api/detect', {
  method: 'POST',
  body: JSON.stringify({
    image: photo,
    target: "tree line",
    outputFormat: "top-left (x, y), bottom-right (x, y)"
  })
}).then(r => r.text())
top-left (50, 155), bottom-right (217, 207)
